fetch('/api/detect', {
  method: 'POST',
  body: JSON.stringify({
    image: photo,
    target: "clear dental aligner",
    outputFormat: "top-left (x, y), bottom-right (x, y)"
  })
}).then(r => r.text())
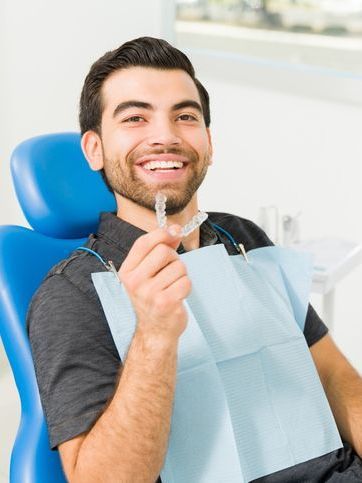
top-left (181, 212), bottom-right (208, 237)
top-left (155, 192), bottom-right (167, 228)
top-left (155, 191), bottom-right (208, 237)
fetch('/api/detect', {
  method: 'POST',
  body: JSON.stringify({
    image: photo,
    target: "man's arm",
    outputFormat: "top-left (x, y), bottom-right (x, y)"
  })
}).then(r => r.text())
top-left (59, 225), bottom-right (190, 482)
top-left (310, 334), bottom-right (362, 457)
top-left (60, 330), bottom-right (178, 482)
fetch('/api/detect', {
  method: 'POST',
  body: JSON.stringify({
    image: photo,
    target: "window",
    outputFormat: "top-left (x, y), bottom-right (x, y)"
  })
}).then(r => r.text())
top-left (176, 0), bottom-right (362, 76)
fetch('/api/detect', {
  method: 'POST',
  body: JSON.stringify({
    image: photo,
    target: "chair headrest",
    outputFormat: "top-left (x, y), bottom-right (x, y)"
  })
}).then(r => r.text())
top-left (11, 132), bottom-right (116, 239)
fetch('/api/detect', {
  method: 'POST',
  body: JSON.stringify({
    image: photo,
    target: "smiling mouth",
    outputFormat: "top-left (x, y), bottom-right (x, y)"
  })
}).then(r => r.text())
top-left (136, 161), bottom-right (189, 181)
top-left (140, 160), bottom-right (186, 171)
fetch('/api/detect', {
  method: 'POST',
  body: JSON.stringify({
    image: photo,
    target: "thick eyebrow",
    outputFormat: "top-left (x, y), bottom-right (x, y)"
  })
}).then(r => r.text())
top-left (113, 101), bottom-right (152, 118)
top-left (172, 100), bottom-right (203, 115)
top-left (112, 99), bottom-right (203, 118)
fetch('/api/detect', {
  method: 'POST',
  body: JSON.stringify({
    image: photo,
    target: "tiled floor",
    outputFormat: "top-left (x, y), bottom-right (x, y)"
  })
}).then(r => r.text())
top-left (0, 361), bottom-right (20, 482)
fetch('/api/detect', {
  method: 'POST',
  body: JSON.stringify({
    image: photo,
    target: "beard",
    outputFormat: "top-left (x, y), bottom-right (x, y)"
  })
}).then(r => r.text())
top-left (102, 146), bottom-right (210, 215)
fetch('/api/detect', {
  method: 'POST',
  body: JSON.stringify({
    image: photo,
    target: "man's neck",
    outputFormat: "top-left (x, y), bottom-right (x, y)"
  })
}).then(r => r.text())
top-left (115, 194), bottom-right (201, 251)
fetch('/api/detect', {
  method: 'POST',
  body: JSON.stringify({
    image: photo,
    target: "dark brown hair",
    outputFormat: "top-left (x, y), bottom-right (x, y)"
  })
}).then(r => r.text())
top-left (79, 36), bottom-right (211, 135)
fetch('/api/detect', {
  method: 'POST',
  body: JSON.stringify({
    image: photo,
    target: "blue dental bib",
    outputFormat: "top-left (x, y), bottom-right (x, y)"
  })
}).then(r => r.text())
top-left (92, 244), bottom-right (342, 482)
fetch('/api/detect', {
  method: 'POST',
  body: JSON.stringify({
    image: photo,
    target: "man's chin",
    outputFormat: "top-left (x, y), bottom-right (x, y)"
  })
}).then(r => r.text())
top-left (112, 179), bottom-right (194, 215)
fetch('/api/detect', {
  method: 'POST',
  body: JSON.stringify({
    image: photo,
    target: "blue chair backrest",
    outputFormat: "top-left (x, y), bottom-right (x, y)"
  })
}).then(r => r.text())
top-left (0, 132), bottom-right (116, 482)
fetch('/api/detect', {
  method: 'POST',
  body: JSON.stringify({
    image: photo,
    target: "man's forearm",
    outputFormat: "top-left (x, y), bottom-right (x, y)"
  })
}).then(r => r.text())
top-left (325, 362), bottom-right (362, 457)
top-left (73, 329), bottom-right (178, 482)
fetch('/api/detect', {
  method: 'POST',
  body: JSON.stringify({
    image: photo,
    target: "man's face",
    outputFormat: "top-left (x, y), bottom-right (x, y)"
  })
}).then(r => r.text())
top-left (98, 67), bottom-right (212, 215)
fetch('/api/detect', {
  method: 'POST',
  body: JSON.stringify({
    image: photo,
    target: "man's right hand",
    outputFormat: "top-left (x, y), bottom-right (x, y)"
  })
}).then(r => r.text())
top-left (118, 224), bottom-right (191, 340)
top-left (60, 224), bottom-right (189, 482)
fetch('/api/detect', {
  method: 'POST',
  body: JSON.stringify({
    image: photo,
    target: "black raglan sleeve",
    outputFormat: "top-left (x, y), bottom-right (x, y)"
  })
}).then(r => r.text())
top-left (27, 272), bottom-right (121, 450)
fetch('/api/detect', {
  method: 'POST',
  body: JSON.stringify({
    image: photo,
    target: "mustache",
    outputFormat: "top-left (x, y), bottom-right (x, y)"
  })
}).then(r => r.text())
top-left (128, 146), bottom-right (199, 164)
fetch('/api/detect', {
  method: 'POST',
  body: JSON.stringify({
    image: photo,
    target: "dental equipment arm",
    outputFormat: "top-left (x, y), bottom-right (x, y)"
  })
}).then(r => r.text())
top-left (311, 334), bottom-right (362, 458)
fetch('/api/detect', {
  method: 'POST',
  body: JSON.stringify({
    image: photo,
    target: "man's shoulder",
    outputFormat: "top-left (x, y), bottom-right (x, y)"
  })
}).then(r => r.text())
top-left (207, 210), bottom-right (259, 229)
top-left (27, 248), bottom-right (107, 331)
top-left (207, 211), bottom-right (273, 251)
top-left (45, 248), bottom-right (105, 296)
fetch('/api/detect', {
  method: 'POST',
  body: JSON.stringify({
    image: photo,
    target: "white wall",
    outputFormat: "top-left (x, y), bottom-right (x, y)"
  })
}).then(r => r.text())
top-left (0, 0), bottom-right (173, 227)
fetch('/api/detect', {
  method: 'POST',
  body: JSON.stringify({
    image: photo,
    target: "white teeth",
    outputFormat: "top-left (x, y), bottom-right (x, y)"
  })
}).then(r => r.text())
top-left (142, 160), bottom-right (184, 170)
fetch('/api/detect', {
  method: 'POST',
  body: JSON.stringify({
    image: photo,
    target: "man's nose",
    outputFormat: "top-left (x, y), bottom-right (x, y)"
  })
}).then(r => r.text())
top-left (146, 119), bottom-right (182, 146)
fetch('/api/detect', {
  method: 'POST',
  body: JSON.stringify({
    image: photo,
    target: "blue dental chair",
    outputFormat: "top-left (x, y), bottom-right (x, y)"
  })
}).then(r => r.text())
top-left (0, 133), bottom-right (116, 482)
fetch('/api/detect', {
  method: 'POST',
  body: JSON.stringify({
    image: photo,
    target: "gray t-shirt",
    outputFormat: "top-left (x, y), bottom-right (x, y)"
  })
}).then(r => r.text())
top-left (27, 212), bottom-right (362, 481)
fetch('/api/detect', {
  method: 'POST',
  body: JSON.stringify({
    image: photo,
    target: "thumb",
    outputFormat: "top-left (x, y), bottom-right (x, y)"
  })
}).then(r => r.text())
top-left (166, 224), bottom-right (183, 249)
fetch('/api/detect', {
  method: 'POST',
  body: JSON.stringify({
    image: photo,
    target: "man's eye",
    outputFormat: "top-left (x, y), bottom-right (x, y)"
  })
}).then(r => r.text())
top-left (123, 116), bottom-right (144, 123)
top-left (177, 114), bottom-right (197, 121)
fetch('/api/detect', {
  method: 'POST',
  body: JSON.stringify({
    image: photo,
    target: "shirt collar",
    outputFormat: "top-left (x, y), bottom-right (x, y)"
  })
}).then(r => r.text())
top-left (96, 212), bottom-right (219, 255)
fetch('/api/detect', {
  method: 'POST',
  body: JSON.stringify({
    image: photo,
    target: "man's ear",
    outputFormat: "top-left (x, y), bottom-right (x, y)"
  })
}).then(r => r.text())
top-left (206, 128), bottom-right (213, 165)
top-left (81, 131), bottom-right (104, 171)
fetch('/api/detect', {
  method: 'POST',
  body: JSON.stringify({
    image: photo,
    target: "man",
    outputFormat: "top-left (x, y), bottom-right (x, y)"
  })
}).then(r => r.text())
top-left (28, 37), bottom-right (362, 481)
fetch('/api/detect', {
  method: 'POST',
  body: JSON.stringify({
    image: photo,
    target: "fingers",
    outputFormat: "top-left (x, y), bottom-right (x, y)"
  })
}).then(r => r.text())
top-left (127, 243), bottom-right (180, 290)
top-left (118, 224), bottom-right (191, 339)
top-left (149, 275), bottom-right (192, 318)
top-left (120, 225), bottom-right (183, 274)
top-left (140, 259), bottom-right (188, 299)
top-left (160, 275), bottom-right (192, 303)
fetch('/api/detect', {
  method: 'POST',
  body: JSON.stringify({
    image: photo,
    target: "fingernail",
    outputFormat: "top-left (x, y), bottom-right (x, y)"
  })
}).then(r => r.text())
top-left (167, 224), bottom-right (182, 237)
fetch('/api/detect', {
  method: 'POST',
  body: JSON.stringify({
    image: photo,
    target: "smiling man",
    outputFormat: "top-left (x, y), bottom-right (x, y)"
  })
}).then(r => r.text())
top-left (82, 65), bottom-right (212, 248)
top-left (27, 37), bottom-right (362, 482)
